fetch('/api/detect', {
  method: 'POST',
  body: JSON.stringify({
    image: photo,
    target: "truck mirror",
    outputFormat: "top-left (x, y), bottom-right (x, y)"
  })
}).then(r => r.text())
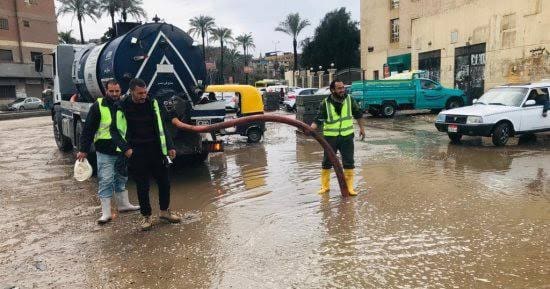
top-left (34, 55), bottom-right (44, 72)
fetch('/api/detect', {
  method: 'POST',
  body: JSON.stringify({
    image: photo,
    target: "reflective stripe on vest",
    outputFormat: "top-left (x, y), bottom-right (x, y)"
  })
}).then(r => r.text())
top-left (323, 95), bottom-right (354, 137)
top-left (116, 99), bottom-right (168, 156)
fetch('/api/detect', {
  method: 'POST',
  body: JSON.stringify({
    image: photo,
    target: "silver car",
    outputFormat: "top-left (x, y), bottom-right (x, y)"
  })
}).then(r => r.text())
top-left (7, 97), bottom-right (44, 111)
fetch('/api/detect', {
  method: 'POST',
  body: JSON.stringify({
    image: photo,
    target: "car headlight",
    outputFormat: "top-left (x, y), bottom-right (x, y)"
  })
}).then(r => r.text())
top-left (466, 116), bottom-right (483, 124)
top-left (436, 114), bottom-right (446, 123)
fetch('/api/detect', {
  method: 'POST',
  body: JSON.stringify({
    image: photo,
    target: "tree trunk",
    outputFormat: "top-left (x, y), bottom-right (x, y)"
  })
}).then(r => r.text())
top-left (110, 10), bottom-right (116, 35)
top-left (201, 30), bottom-right (206, 65)
top-left (293, 37), bottom-right (298, 73)
top-left (220, 41), bottom-right (224, 84)
top-left (122, 9), bottom-right (128, 22)
top-left (243, 45), bottom-right (248, 84)
top-left (78, 16), bottom-right (85, 44)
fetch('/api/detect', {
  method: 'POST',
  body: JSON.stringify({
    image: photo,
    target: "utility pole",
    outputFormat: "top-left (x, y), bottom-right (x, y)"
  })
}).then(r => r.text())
top-left (14, 0), bottom-right (24, 64)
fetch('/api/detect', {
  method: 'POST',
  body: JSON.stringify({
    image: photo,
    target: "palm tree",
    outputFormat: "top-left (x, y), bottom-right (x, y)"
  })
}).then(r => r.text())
top-left (120, 0), bottom-right (147, 22)
top-left (275, 13), bottom-right (310, 73)
top-left (57, 0), bottom-right (101, 44)
top-left (99, 0), bottom-right (121, 33)
top-left (235, 33), bottom-right (255, 84)
top-left (188, 15), bottom-right (216, 65)
top-left (210, 27), bottom-right (234, 84)
top-left (58, 30), bottom-right (78, 44)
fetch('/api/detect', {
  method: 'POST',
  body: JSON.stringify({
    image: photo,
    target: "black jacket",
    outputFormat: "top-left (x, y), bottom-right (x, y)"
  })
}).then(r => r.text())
top-left (79, 97), bottom-right (120, 155)
top-left (110, 96), bottom-right (175, 154)
top-left (315, 94), bottom-right (363, 126)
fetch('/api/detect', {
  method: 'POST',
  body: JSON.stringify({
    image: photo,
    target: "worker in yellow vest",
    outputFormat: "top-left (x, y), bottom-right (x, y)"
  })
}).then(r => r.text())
top-left (77, 79), bottom-right (140, 224)
top-left (311, 80), bottom-right (366, 196)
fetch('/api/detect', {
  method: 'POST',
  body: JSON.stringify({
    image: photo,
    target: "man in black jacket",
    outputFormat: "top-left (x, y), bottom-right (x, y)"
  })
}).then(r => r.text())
top-left (110, 78), bottom-right (181, 231)
top-left (77, 79), bottom-right (140, 224)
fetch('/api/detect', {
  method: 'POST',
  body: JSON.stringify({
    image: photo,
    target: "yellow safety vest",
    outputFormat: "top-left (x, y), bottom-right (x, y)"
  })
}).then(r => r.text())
top-left (116, 99), bottom-right (168, 156)
top-left (323, 95), bottom-right (354, 137)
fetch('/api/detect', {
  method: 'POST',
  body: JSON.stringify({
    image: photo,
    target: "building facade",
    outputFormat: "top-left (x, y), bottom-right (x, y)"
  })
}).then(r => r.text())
top-left (0, 0), bottom-right (56, 104)
top-left (361, 0), bottom-right (550, 101)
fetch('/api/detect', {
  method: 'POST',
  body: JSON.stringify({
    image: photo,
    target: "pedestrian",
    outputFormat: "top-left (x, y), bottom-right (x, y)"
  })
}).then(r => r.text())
top-left (310, 80), bottom-right (366, 196)
top-left (110, 78), bottom-right (181, 231)
top-left (76, 79), bottom-right (140, 224)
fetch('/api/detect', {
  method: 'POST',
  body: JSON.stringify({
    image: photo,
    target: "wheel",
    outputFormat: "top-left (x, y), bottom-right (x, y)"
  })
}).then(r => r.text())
top-left (446, 98), bottom-right (464, 110)
top-left (247, 128), bottom-right (262, 143)
top-left (492, 122), bottom-right (512, 146)
top-left (38, 105), bottom-right (44, 109)
top-left (53, 111), bottom-right (72, 152)
top-left (380, 103), bottom-right (396, 118)
top-left (18, 106), bottom-right (25, 111)
top-left (448, 133), bottom-right (463, 144)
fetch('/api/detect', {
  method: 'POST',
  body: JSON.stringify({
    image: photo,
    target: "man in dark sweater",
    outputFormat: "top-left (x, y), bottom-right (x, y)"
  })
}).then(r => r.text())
top-left (77, 79), bottom-right (140, 224)
top-left (110, 78), bottom-right (180, 231)
top-left (311, 80), bottom-right (365, 196)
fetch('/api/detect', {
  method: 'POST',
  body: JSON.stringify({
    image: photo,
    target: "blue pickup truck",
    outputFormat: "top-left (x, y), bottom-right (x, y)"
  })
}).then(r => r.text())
top-left (350, 78), bottom-right (466, 117)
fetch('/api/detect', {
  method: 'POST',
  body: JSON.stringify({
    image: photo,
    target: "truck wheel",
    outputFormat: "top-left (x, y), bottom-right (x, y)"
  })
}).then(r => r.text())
top-left (381, 103), bottom-right (396, 118)
top-left (446, 98), bottom-right (464, 110)
top-left (53, 111), bottom-right (72, 152)
top-left (448, 133), bottom-right (462, 144)
top-left (247, 128), bottom-right (262, 143)
top-left (492, 122), bottom-right (512, 146)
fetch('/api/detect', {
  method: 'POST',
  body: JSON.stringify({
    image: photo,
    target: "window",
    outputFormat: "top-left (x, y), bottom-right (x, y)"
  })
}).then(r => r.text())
top-left (391, 0), bottom-right (400, 9)
top-left (373, 70), bottom-right (380, 80)
top-left (0, 49), bottom-right (13, 62)
top-left (421, 79), bottom-right (437, 90)
top-left (0, 18), bottom-right (8, 30)
top-left (23, 20), bottom-right (30, 27)
top-left (390, 18), bottom-right (400, 43)
top-left (31, 51), bottom-right (41, 61)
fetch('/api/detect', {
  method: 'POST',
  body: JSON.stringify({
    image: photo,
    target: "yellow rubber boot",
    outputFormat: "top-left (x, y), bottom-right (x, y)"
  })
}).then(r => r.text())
top-left (317, 169), bottom-right (331, 194)
top-left (344, 169), bottom-right (358, 196)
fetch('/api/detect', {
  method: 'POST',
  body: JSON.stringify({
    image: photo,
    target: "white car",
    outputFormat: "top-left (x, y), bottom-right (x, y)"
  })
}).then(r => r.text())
top-left (7, 97), bottom-right (44, 111)
top-left (435, 82), bottom-right (550, 146)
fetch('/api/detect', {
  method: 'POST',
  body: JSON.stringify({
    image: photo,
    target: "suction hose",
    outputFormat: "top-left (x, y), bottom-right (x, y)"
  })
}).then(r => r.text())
top-left (171, 115), bottom-right (350, 197)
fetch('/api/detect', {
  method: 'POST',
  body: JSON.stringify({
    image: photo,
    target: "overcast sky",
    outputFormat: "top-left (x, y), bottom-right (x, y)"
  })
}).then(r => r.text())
top-left (55, 0), bottom-right (359, 56)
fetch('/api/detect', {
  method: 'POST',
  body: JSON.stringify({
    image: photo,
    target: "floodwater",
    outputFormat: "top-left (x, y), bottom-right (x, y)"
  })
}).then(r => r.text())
top-left (1, 113), bottom-right (549, 289)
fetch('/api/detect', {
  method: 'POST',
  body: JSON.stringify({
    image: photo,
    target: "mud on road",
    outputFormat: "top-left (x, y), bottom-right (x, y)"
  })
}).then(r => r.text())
top-left (1, 114), bottom-right (549, 288)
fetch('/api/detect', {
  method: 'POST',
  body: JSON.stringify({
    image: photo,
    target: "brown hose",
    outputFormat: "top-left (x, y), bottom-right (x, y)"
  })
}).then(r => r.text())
top-left (171, 115), bottom-right (350, 197)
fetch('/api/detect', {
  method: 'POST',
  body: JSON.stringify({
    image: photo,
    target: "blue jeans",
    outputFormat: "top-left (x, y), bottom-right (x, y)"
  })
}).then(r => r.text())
top-left (96, 152), bottom-right (128, 199)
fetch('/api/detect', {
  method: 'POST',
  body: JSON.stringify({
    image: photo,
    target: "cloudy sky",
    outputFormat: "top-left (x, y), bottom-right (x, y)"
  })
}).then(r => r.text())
top-left (56, 0), bottom-right (359, 56)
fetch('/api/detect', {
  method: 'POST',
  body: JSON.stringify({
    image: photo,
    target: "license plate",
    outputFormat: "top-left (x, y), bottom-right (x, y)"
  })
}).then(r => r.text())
top-left (197, 120), bottom-right (211, 126)
top-left (448, 124), bottom-right (458, 133)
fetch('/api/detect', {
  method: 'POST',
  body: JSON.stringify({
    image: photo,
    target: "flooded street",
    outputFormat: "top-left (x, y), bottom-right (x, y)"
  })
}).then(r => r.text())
top-left (1, 114), bottom-right (549, 288)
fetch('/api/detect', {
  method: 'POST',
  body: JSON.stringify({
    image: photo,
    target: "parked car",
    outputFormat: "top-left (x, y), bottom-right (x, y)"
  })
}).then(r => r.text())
top-left (7, 97), bottom-right (44, 111)
top-left (435, 82), bottom-right (550, 146)
top-left (283, 88), bottom-right (318, 111)
top-left (351, 78), bottom-right (466, 117)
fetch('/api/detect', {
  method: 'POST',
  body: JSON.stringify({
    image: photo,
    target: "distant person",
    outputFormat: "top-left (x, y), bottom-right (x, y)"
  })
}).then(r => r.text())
top-left (208, 92), bottom-right (217, 102)
top-left (279, 88), bottom-right (285, 103)
top-left (76, 79), bottom-right (140, 224)
top-left (310, 80), bottom-right (366, 196)
top-left (110, 78), bottom-right (181, 231)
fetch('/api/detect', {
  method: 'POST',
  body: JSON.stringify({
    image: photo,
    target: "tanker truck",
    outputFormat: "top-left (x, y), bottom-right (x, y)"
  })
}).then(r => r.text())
top-left (36, 21), bottom-right (225, 165)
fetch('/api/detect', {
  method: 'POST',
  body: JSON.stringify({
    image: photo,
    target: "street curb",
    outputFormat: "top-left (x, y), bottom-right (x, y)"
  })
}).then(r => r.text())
top-left (0, 111), bottom-right (50, 121)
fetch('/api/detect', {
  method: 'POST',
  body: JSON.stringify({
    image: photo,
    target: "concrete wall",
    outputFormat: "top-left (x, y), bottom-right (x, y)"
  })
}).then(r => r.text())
top-left (361, 0), bottom-right (550, 89)
top-left (410, 0), bottom-right (550, 89)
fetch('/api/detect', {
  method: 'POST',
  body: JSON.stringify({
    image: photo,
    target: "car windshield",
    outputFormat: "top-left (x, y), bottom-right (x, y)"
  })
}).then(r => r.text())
top-left (477, 87), bottom-right (528, 107)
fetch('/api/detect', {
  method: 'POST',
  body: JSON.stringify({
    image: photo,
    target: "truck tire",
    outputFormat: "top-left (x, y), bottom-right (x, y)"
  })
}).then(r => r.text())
top-left (446, 98), bottom-right (464, 110)
top-left (247, 128), bottom-right (262, 143)
top-left (53, 110), bottom-right (73, 152)
top-left (492, 122), bottom-right (512, 146)
top-left (448, 133), bottom-right (462, 144)
top-left (381, 103), bottom-right (396, 118)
